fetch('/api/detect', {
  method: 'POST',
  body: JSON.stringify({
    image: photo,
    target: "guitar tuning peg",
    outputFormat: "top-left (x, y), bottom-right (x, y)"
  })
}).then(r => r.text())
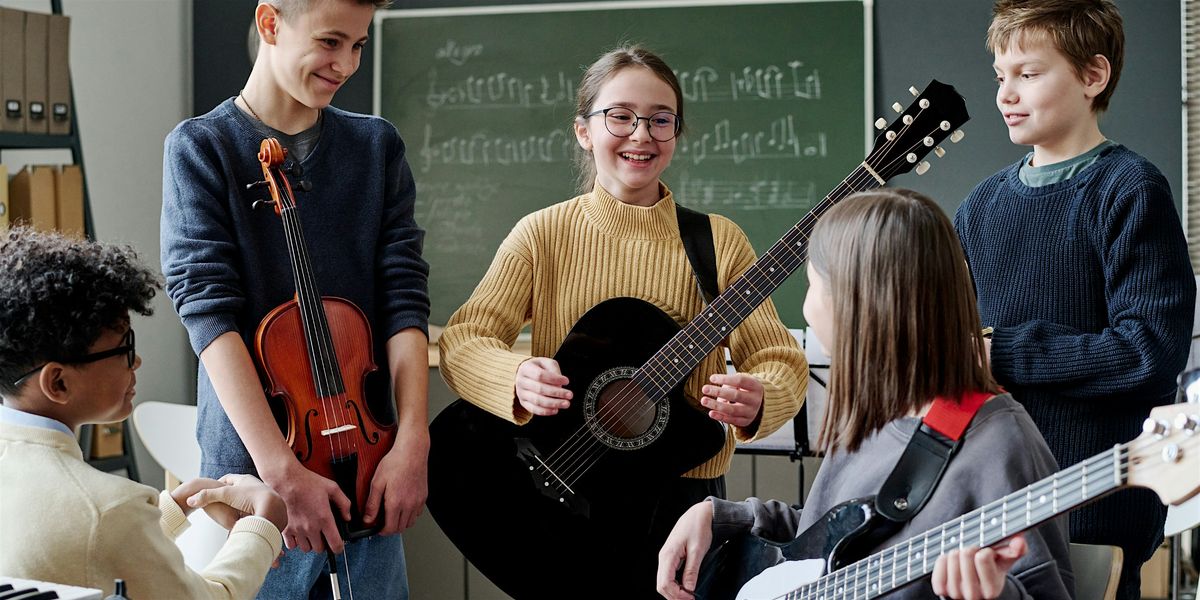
top-left (245, 180), bottom-right (269, 191)
top-left (909, 86), bottom-right (919, 97)
top-left (934, 146), bottom-right (946, 158)
top-left (915, 160), bottom-right (931, 175)
top-left (296, 180), bottom-right (313, 193)
top-left (892, 102), bottom-right (903, 113)
top-left (874, 117), bottom-right (887, 130)
top-left (950, 129), bottom-right (966, 143)
top-left (251, 199), bottom-right (278, 211)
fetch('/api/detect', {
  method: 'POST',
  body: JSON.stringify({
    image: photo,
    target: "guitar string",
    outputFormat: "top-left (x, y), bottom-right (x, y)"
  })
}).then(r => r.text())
top-left (541, 110), bottom-right (943, 490)
top-left (786, 433), bottom-right (1195, 599)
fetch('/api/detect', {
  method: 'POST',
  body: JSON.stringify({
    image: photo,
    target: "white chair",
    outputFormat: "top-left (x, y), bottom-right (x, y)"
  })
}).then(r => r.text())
top-left (1069, 543), bottom-right (1123, 600)
top-left (131, 401), bottom-right (228, 571)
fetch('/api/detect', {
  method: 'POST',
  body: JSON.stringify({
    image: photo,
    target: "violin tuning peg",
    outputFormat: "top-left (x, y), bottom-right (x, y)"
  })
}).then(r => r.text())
top-left (245, 180), bottom-right (269, 191)
top-left (251, 199), bottom-right (277, 211)
top-left (950, 129), bottom-right (966, 143)
top-left (934, 146), bottom-right (946, 158)
top-left (909, 85), bottom-right (919, 97)
top-left (290, 163), bottom-right (304, 177)
top-left (297, 180), bottom-right (313, 193)
top-left (874, 117), bottom-right (888, 130)
top-left (915, 160), bottom-right (931, 175)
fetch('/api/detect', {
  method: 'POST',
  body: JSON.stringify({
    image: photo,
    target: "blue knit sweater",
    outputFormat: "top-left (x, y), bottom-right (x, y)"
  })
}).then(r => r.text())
top-left (160, 99), bottom-right (430, 474)
top-left (955, 144), bottom-right (1194, 587)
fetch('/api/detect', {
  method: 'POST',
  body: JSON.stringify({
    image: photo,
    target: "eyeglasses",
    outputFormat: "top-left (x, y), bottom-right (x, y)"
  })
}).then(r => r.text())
top-left (583, 107), bottom-right (682, 142)
top-left (13, 328), bottom-right (136, 387)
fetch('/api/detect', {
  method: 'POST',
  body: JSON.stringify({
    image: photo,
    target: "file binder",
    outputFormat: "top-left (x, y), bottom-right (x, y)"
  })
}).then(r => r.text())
top-left (9, 165), bottom-right (56, 231)
top-left (47, 13), bottom-right (70, 135)
top-left (0, 8), bottom-right (24, 133)
top-left (0, 164), bottom-right (9, 232)
top-left (55, 164), bottom-right (84, 236)
top-left (23, 11), bottom-right (49, 135)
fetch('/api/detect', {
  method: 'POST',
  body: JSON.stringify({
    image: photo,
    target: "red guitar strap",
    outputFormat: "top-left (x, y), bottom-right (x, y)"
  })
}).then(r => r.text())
top-left (875, 390), bottom-right (994, 523)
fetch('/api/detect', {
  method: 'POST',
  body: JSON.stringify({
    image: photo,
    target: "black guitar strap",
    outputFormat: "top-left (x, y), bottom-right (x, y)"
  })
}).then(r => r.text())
top-left (876, 390), bottom-right (991, 522)
top-left (675, 205), bottom-right (719, 304)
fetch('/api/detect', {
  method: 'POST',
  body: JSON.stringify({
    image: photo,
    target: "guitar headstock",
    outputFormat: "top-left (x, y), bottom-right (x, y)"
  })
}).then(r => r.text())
top-left (866, 80), bottom-right (969, 181)
top-left (1126, 402), bottom-right (1200, 505)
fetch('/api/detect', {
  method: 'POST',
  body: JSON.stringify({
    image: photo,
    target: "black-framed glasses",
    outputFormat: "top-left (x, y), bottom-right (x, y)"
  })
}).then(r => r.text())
top-left (583, 107), bottom-right (682, 142)
top-left (12, 328), bottom-right (136, 387)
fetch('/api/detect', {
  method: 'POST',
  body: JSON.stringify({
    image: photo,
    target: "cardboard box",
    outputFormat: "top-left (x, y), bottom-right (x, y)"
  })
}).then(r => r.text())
top-left (9, 165), bottom-right (56, 231)
top-left (89, 422), bottom-right (124, 459)
top-left (0, 164), bottom-right (9, 232)
top-left (1140, 541), bottom-right (1169, 599)
top-left (53, 164), bottom-right (83, 237)
top-left (46, 13), bottom-right (70, 135)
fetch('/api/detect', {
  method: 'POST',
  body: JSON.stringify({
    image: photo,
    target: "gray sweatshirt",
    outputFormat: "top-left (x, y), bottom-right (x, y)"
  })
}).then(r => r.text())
top-left (710, 394), bottom-right (1074, 599)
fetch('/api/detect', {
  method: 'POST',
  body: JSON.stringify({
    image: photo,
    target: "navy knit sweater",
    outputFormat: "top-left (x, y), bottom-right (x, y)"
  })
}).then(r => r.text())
top-left (955, 144), bottom-right (1194, 588)
top-left (160, 99), bottom-right (430, 474)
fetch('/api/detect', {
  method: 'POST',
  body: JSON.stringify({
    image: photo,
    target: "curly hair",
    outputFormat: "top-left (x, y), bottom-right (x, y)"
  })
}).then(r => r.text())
top-left (0, 227), bottom-right (161, 395)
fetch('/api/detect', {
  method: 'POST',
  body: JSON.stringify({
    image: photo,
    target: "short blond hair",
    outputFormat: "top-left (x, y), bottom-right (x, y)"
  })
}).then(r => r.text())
top-left (259, 0), bottom-right (391, 21)
top-left (987, 0), bottom-right (1124, 112)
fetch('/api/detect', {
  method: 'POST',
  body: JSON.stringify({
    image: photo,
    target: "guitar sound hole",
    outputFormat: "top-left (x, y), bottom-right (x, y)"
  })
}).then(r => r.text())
top-left (593, 378), bottom-right (655, 438)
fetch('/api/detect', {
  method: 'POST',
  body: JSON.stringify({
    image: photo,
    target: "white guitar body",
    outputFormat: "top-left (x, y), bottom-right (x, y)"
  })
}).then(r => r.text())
top-left (737, 558), bottom-right (826, 600)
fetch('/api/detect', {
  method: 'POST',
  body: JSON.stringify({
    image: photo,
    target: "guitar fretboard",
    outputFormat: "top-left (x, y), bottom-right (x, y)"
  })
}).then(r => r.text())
top-left (784, 445), bottom-right (1126, 600)
top-left (631, 167), bottom-right (874, 396)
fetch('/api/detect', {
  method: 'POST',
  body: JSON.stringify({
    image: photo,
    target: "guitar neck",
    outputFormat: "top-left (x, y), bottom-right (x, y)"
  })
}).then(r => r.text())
top-left (788, 446), bottom-right (1127, 600)
top-left (634, 165), bottom-right (878, 395)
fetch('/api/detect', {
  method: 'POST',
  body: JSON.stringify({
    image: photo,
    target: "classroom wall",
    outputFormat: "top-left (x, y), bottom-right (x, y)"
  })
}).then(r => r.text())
top-left (0, 0), bottom-right (193, 491)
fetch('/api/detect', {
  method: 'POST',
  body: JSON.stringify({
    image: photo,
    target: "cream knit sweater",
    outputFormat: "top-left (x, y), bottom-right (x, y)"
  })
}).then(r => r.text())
top-left (439, 183), bottom-right (808, 478)
top-left (0, 421), bottom-right (282, 599)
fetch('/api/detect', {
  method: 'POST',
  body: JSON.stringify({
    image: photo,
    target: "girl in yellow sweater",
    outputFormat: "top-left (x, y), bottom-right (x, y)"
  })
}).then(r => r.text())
top-left (436, 46), bottom-right (807, 597)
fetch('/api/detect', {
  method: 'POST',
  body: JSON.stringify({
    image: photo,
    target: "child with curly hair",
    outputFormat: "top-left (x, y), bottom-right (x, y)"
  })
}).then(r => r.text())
top-left (0, 227), bottom-right (288, 599)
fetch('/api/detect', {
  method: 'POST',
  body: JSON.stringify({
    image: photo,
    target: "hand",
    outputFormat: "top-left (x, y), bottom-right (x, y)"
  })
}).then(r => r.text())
top-left (259, 460), bottom-right (352, 554)
top-left (515, 357), bottom-right (572, 416)
top-left (362, 433), bottom-right (429, 535)
top-left (185, 474), bottom-right (288, 533)
top-left (170, 477), bottom-right (226, 516)
top-left (701, 373), bottom-right (764, 428)
top-left (931, 534), bottom-right (1027, 600)
top-left (656, 500), bottom-right (714, 600)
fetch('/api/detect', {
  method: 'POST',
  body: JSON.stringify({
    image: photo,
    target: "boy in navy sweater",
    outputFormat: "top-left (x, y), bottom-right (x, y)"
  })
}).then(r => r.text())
top-left (160, 0), bottom-right (430, 597)
top-left (955, 2), bottom-right (1195, 598)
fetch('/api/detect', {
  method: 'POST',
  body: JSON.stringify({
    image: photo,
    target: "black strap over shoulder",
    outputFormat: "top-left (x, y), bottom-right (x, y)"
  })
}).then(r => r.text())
top-left (675, 205), bottom-right (719, 304)
top-left (875, 425), bottom-right (962, 522)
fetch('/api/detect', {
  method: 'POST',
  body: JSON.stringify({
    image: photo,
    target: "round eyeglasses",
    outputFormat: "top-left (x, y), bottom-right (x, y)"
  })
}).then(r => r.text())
top-left (12, 328), bottom-right (136, 387)
top-left (583, 107), bottom-right (682, 142)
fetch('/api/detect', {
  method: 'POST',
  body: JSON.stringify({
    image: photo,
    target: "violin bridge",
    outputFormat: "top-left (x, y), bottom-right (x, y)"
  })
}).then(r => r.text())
top-left (321, 424), bottom-right (358, 436)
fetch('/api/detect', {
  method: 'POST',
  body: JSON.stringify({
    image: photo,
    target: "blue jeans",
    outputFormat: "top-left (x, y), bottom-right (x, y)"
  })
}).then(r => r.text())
top-left (256, 533), bottom-right (408, 600)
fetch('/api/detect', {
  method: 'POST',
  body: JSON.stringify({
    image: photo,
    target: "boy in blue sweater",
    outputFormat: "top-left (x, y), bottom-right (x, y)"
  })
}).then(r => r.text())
top-left (955, 2), bottom-right (1195, 598)
top-left (160, 0), bottom-right (430, 598)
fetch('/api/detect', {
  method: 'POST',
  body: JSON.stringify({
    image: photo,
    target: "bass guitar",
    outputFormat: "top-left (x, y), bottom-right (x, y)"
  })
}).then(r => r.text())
top-left (697, 401), bottom-right (1200, 599)
top-left (427, 80), bottom-right (969, 597)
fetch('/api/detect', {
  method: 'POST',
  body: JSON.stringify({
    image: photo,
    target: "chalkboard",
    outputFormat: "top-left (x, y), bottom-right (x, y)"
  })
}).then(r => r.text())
top-left (375, 0), bottom-right (868, 325)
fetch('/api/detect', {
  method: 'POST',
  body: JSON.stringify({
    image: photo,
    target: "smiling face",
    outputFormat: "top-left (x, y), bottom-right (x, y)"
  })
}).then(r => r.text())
top-left (574, 67), bottom-right (679, 207)
top-left (993, 37), bottom-right (1108, 165)
top-left (73, 324), bottom-right (141, 425)
top-left (268, 0), bottom-right (374, 110)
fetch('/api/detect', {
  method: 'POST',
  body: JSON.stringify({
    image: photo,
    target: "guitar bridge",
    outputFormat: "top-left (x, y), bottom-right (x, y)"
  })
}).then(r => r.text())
top-left (515, 438), bottom-right (589, 517)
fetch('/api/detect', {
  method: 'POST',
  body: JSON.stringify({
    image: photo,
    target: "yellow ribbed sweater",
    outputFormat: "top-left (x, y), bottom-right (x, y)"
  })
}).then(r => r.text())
top-left (438, 183), bottom-right (808, 478)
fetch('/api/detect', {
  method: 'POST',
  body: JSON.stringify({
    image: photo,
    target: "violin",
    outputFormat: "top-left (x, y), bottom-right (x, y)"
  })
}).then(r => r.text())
top-left (247, 138), bottom-right (397, 548)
